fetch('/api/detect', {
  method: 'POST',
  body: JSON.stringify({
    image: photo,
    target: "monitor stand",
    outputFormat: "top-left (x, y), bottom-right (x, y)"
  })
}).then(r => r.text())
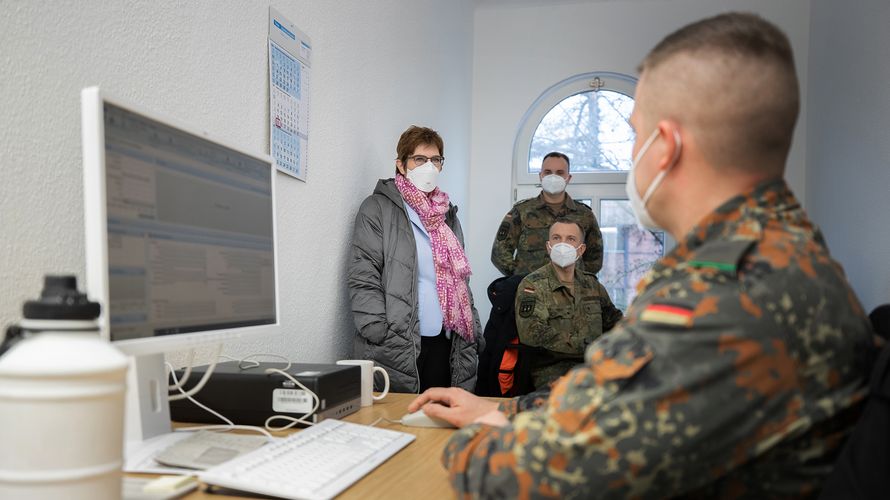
top-left (121, 353), bottom-right (182, 473)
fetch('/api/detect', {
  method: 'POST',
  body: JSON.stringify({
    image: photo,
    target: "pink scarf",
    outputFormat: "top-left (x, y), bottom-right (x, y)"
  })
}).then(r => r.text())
top-left (395, 174), bottom-right (475, 342)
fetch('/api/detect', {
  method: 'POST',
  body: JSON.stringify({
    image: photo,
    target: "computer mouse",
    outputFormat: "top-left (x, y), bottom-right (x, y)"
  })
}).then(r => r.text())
top-left (400, 409), bottom-right (457, 428)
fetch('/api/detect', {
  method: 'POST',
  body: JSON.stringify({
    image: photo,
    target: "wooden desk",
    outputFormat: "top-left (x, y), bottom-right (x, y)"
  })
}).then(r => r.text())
top-left (178, 393), bottom-right (455, 499)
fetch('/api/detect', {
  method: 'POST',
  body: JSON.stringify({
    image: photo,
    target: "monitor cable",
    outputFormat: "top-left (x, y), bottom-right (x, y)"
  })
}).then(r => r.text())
top-left (167, 348), bottom-right (196, 393)
top-left (166, 360), bottom-right (273, 439)
top-left (168, 344), bottom-right (222, 402)
top-left (166, 352), bottom-right (320, 435)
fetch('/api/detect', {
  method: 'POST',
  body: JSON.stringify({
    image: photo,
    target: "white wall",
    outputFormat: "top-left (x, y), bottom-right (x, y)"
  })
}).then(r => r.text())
top-left (466, 0), bottom-right (811, 320)
top-left (0, 0), bottom-right (475, 364)
top-left (8, 0), bottom-right (884, 367)
top-left (807, 0), bottom-right (890, 312)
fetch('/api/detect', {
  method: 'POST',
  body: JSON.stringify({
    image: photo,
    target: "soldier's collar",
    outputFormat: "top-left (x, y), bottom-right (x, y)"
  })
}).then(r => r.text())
top-left (677, 178), bottom-right (791, 252)
top-left (535, 192), bottom-right (577, 210)
top-left (545, 263), bottom-right (582, 292)
top-left (563, 193), bottom-right (578, 210)
top-left (635, 179), bottom-right (794, 293)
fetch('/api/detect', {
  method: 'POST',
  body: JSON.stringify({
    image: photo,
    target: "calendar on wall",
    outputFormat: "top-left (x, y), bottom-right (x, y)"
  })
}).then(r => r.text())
top-left (269, 7), bottom-right (311, 181)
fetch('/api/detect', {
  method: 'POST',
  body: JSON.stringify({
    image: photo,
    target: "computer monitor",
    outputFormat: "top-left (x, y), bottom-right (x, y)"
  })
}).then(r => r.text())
top-left (81, 87), bottom-right (280, 445)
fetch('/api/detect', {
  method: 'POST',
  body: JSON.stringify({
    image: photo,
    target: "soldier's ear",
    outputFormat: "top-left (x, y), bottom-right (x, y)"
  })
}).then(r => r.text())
top-left (577, 243), bottom-right (586, 257)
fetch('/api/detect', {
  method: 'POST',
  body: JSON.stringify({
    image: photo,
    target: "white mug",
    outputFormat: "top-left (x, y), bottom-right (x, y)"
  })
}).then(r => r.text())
top-left (336, 360), bottom-right (390, 407)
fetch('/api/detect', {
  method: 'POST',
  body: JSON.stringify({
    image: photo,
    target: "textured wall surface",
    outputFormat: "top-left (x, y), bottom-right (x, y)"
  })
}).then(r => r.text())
top-left (466, 0), bottom-right (812, 321)
top-left (0, 0), bottom-right (474, 365)
top-left (3, 0), bottom-right (885, 369)
top-left (807, 0), bottom-right (890, 312)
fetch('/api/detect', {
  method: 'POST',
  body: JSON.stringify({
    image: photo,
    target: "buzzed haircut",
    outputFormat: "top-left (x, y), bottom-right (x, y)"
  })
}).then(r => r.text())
top-left (638, 12), bottom-right (799, 173)
top-left (542, 151), bottom-right (571, 171)
top-left (550, 218), bottom-right (585, 240)
top-left (640, 12), bottom-right (795, 75)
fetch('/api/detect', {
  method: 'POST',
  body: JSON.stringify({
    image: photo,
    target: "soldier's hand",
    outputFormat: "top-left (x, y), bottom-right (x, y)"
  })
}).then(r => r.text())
top-left (408, 387), bottom-right (503, 428)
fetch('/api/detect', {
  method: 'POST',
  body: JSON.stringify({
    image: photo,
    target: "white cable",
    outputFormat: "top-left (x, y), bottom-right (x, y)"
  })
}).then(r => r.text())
top-left (166, 361), bottom-right (273, 439)
top-left (174, 424), bottom-right (273, 439)
top-left (219, 353), bottom-right (255, 369)
top-left (168, 344), bottom-right (223, 401)
top-left (263, 367), bottom-right (319, 430)
top-left (167, 349), bottom-right (196, 392)
top-left (368, 417), bottom-right (389, 427)
top-left (167, 350), bottom-right (319, 432)
top-left (220, 353), bottom-right (292, 371)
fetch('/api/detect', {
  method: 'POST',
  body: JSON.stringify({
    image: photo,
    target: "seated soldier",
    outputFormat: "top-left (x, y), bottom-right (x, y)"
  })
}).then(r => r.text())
top-left (515, 219), bottom-right (622, 388)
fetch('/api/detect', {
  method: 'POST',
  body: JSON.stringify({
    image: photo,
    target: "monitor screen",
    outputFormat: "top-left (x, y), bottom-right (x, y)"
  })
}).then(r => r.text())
top-left (83, 87), bottom-right (279, 356)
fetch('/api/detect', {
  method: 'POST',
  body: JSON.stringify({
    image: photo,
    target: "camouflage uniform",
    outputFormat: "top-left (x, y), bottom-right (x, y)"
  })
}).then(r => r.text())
top-left (515, 263), bottom-right (623, 389)
top-left (491, 193), bottom-right (604, 276)
top-left (442, 180), bottom-right (876, 498)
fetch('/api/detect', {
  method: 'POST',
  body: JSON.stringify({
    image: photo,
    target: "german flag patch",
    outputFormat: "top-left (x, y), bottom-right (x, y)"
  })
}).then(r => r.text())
top-left (640, 303), bottom-right (693, 327)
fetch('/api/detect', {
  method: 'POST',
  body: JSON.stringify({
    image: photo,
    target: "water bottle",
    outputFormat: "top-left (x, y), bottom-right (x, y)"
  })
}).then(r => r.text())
top-left (0, 275), bottom-right (128, 500)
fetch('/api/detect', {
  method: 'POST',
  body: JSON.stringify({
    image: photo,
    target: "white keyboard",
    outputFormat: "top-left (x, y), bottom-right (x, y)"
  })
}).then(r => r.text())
top-left (199, 419), bottom-right (415, 500)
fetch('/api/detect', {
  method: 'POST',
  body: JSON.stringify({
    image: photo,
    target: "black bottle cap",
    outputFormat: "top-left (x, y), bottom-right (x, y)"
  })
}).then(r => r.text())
top-left (22, 275), bottom-right (101, 320)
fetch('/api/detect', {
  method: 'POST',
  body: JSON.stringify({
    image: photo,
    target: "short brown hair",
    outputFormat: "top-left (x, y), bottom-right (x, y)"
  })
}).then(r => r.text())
top-left (396, 126), bottom-right (444, 166)
top-left (550, 218), bottom-right (585, 240)
top-left (638, 12), bottom-right (799, 172)
top-left (542, 151), bottom-right (570, 171)
top-left (640, 12), bottom-right (795, 75)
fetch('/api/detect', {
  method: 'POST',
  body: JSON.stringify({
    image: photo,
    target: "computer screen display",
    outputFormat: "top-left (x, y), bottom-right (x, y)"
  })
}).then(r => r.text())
top-left (83, 87), bottom-right (278, 355)
top-left (83, 87), bottom-right (280, 444)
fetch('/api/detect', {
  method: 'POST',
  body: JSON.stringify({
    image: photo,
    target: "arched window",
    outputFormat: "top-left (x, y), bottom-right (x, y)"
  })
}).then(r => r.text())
top-left (512, 72), bottom-right (671, 310)
top-left (514, 72), bottom-right (637, 185)
top-left (528, 87), bottom-right (635, 173)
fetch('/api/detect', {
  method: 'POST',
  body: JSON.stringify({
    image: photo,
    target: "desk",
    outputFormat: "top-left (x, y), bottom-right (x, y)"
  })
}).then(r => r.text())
top-left (176, 393), bottom-right (455, 499)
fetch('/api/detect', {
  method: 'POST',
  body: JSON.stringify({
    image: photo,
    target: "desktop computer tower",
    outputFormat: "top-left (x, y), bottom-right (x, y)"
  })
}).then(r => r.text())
top-left (169, 362), bottom-right (362, 426)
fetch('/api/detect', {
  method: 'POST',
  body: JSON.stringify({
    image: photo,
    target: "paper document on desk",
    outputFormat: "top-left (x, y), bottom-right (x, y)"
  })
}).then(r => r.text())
top-left (124, 432), bottom-right (194, 474)
top-left (124, 431), bottom-right (281, 474)
top-left (154, 430), bottom-right (270, 470)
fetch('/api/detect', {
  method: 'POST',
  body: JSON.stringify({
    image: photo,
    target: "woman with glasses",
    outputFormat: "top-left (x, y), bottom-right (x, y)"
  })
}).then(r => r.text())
top-left (347, 125), bottom-right (482, 393)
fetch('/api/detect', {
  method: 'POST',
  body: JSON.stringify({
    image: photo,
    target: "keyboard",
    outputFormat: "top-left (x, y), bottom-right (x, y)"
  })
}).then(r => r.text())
top-left (198, 419), bottom-right (415, 500)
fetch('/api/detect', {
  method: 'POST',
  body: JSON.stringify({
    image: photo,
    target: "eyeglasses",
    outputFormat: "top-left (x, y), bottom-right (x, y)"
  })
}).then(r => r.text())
top-left (406, 155), bottom-right (445, 167)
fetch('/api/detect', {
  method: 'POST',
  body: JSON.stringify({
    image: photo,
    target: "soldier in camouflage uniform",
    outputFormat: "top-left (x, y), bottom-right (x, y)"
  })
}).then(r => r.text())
top-left (408, 12), bottom-right (876, 498)
top-left (516, 220), bottom-right (623, 389)
top-left (491, 152), bottom-right (604, 276)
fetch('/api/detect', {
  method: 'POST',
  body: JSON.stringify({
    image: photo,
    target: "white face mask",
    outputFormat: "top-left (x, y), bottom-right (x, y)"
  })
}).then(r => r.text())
top-left (406, 161), bottom-right (439, 193)
top-left (548, 242), bottom-right (580, 268)
top-left (541, 174), bottom-right (567, 195)
top-left (624, 128), bottom-right (681, 230)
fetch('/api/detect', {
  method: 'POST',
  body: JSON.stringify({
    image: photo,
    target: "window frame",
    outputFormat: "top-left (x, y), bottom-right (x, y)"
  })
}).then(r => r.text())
top-left (512, 71), bottom-right (638, 188)
top-left (512, 72), bottom-right (676, 281)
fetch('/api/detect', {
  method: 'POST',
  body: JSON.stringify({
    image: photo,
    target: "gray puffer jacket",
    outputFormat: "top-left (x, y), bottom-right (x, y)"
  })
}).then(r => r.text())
top-left (347, 178), bottom-right (482, 393)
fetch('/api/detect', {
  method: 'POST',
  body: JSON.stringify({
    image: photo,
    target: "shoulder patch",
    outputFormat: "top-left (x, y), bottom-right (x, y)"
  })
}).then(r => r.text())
top-left (496, 221), bottom-right (510, 241)
top-left (585, 332), bottom-right (654, 382)
top-left (688, 239), bottom-right (756, 274)
top-left (522, 286), bottom-right (536, 294)
top-left (640, 303), bottom-right (693, 327)
top-left (518, 296), bottom-right (536, 317)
